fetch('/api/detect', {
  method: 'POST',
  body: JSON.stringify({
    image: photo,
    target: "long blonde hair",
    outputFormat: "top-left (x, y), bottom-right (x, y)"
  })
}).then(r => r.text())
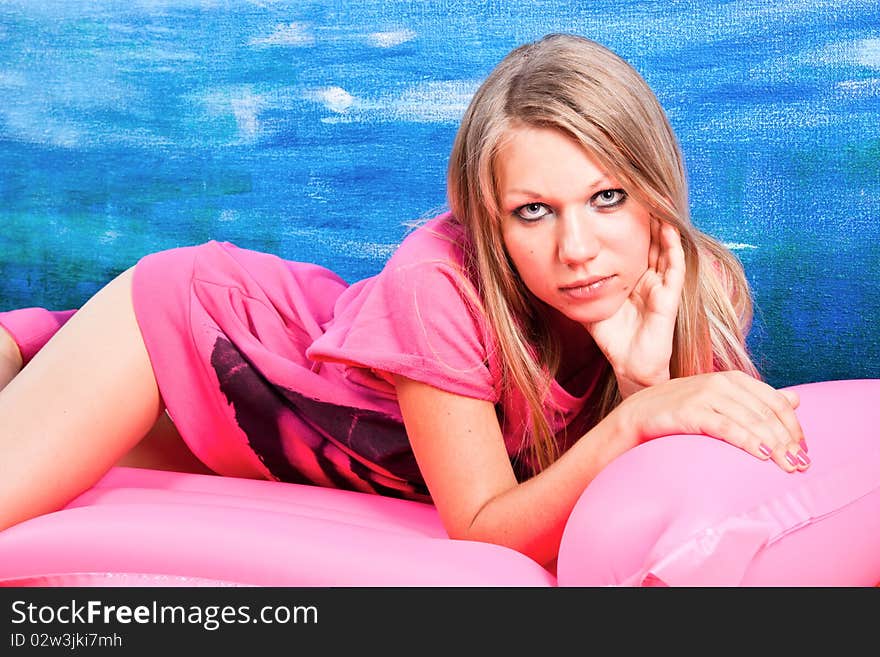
top-left (446, 34), bottom-right (758, 475)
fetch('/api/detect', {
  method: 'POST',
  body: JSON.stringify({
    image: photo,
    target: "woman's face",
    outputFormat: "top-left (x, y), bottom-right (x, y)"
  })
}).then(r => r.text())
top-left (497, 125), bottom-right (652, 326)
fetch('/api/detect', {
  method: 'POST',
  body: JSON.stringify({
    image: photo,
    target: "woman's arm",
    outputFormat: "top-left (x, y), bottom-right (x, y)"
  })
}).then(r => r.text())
top-left (394, 373), bottom-right (627, 567)
top-left (395, 369), bottom-right (806, 567)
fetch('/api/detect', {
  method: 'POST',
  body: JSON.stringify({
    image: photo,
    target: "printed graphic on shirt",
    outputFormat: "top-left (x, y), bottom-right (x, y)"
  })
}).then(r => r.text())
top-left (210, 336), bottom-right (428, 500)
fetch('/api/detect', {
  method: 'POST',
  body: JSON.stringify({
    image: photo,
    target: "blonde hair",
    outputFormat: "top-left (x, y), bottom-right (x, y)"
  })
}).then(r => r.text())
top-left (446, 33), bottom-right (758, 475)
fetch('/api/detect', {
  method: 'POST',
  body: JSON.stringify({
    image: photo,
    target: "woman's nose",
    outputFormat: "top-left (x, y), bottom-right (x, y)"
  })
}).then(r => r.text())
top-left (557, 210), bottom-right (599, 265)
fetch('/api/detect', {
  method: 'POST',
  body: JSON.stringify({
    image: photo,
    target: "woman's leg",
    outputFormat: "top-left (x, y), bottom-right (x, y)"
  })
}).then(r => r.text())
top-left (116, 410), bottom-right (214, 475)
top-left (0, 325), bottom-right (22, 391)
top-left (0, 267), bottom-right (168, 531)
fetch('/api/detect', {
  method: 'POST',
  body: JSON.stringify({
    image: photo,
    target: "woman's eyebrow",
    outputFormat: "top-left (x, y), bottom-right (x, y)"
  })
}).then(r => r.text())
top-left (504, 188), bottom-right (546, 199)
top-left (504, 175), bottom-right (613, 199)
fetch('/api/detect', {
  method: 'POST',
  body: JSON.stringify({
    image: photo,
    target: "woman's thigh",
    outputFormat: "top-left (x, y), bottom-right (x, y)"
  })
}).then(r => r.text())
top-left (0, 268), bottom-right (164, 530)
top-left (116, 411), bottom-right (215, 476)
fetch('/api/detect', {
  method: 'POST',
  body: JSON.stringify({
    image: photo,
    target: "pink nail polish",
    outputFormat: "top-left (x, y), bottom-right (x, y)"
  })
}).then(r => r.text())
top-left (785, 452), bottom-right (798, 467)
top-left (758, 443), bottom-right (773, 458)
top-left (796, 449), bottom-right (811, 467)
top-left (800, 440), bottom-right (808, 454)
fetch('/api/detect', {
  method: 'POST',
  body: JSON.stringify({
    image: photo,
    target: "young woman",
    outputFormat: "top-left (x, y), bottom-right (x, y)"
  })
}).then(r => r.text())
top-left (0, 34), bottom-right (807, 568)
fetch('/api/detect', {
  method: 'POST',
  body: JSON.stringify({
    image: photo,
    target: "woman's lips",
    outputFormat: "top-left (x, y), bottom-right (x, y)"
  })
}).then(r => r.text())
top-left (559, 275), bottom-right (614, 299)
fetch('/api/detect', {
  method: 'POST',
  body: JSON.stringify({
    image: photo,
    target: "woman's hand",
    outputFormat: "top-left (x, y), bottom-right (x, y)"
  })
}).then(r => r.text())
top-left (614, 370), bottom-right (809, 472)
top-left (585, 218), bottom-right (685, 398)
top-left (0, 326), bottom-right (23, 392)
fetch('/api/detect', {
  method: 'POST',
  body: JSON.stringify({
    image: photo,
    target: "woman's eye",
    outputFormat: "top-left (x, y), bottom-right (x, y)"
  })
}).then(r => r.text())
top-left (515, 203), bottom-right (550, 221)
top-left (593, 189), bottom-right (627, 208)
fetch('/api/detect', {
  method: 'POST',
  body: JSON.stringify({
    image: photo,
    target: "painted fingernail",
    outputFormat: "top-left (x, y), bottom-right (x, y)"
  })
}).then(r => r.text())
top-left (800, 440), bottom-right (808, 454)
top-left (796, 449), bottom-right (811, 467)
top-left (758, 443), bottom-right (773, 458)
top-left (785, 452), bottom-right (798, 467)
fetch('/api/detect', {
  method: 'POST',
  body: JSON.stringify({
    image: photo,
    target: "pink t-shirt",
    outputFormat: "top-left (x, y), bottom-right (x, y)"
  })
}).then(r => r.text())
top-left (307, 215), bottom-right (598, 461)
top-left (0, 214), bottom-right (597, 501)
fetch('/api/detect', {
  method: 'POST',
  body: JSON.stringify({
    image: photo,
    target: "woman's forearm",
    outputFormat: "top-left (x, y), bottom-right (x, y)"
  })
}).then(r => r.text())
top-left (463, 405), bottom-right (637, 567)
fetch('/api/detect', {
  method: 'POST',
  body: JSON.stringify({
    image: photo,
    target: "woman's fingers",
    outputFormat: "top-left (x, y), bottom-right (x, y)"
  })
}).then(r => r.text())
top-left (648, 216), bottom-right (660, 272)
top-left (660, 222), bottom-right (685, 291)
top-left (641, 221), bottom-right (684, 319)
top-left (779, 389), bottom-right (805, 453)
top-left (625, 373), bottom-right (809, 473)
top-left (715, 373), bottom-right (809, 472)
top-left (695, 401), bottom-right (778, 462)
top-left (739, 399), bottom-right (808, 472)
top-left (780, 389), bottom-right (800, 409)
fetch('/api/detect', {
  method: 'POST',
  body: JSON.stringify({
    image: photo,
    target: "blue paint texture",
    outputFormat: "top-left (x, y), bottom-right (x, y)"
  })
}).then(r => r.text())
top-left (0, 0), bottom-right (878, 387)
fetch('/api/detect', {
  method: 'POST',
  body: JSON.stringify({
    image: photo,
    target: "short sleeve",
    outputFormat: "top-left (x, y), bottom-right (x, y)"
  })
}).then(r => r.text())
top-left (0, 308), bottom-right (76, 365)
top-left (306, 259), bottom-right (500, 402)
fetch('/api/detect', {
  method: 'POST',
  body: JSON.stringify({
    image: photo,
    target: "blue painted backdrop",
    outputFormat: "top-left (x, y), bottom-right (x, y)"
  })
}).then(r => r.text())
top-left (1, 0), bottom-right (878, 387)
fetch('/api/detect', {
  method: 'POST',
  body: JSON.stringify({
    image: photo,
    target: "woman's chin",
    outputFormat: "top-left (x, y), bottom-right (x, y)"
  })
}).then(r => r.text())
top-left (557, 297), bottom-right (625, 327)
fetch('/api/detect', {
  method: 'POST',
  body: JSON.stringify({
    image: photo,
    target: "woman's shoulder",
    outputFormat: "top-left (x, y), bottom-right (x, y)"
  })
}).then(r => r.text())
top-left (374, 212), bottom-right (485, 317)
top-left (307, 211), bottom-right (500, 402)
top-left (385, 211), bottom-right (470, 272)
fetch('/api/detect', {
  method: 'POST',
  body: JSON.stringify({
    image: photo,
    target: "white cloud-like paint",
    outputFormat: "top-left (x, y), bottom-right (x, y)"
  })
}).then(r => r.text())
top-left (367, 29), bottom-right (416, 48)
top-left (389, 80), bottom-right (479, 122)
top-left (312, 86), bottom-right (355, 113)
top-left (304, 79), bottom-right (478, 123)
